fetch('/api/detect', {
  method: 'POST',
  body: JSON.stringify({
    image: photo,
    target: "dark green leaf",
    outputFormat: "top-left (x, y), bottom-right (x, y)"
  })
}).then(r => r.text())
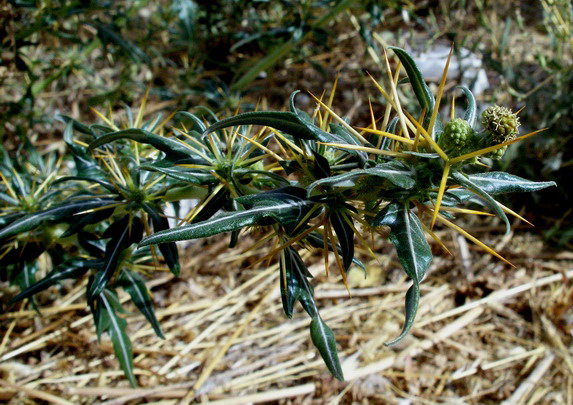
top-left (140, 190), bottom-right (314, 246)
top-left (385, 283), bottom-right (420, 347)
top-left (204, 111), bottom-right (319, 140)
top-left (373, 203), bottom-right (431, 281)
top-left (312, 150), bottom-right (331, 179)
top-left (140, 163), bottom-right (215, 185)
top-left (53, 176), bottom-right (119, 193)
top-left (9, 260), bottom-right (94, 304)
top-left (373, 202), bottom-right (431, 344)
top-left (0, 199), bottom-right (117, 240)
top-left (99, 289), bottom-right (137, 387)
top-left (142, 203), bottom-right (180, 276)
top-left (88, 216), bottom-right (143, 301)
top-left (118, 270), bottom-right (164, 339)
top-left (329, 210), bottom-right (354, 272)
top-left (456, 85), bottom-right (477, 128)
top-left (465, 172), bottom-right (556, 195)
top-left (88, 128), bottom-right (194, 161)
top-left (389, 47), bottom-right (435, 125)
top-left (308, 161), bottom-right (416, 192)
top-left (451, 172), bottom-right (511, 234)
top-left (310, 316), bottom-right (344, 380)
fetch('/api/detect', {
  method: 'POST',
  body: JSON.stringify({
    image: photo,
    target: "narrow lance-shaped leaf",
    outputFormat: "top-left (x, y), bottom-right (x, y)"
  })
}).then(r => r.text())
top-left (141, 189), bottom-right (314, 246)
top-left (310, 316), bottom-right (344, 381)
top-left (88, 128), bottom-right (195, 161)
top-left (88, 216), bottom-right (143, 301)
top-left (390, 46), bottom-right (435, 127)
top-left (451, 172), bottom-right (511, 234)
top-left (329, 210), bottom-right (354, 272)
top-left (139, 163), bottom-right (216, 185)
top-left (373, 202), bottom-right (432, 345)
top-left (279, 247), bottom-right (304, 319)
top-left (0, 199), bottom-right (117, 240)
top-left (456, 85), bottom-right (477, 128)
top-left (142, 203), bottom-right (180, 276)
top-left (118, 270), bottom-right (164, 339)
top-left (9, 260), bottom-right (95, 304)
top-left (99, 289), bottom-right (138, 387)
top-left (464, 172), bottom-right (556, 195)
top-left (308, 160), bottom-right (416, 192)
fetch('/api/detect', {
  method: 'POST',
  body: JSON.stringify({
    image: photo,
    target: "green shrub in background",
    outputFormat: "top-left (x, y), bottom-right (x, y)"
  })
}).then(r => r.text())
top-left (1, 0), bottom-right (389, 144)
top-left (1, 47), bottom-right (555, 384)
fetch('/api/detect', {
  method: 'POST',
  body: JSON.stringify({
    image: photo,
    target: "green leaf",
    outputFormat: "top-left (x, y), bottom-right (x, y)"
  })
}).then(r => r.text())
top-left (88, 216), bottom-right (143, 301)
top-left (312, 150), bottom-right (331, 179)
top-left (53, 176), bottom-right (119, 193)
top-left (142, 203), bottom-right (180, 276)
top-left (140, 189), bottom-right (314, 246)
top-left (464, 172), bottom-right (556, 195)
top-left (308, 161), bottom-right (416, 192)
top-left (9, 260), bottom-right (95, 304)
top-left (279, 247), bottom-right (304, 318)
top-left (204, 111), bottom-right (320, 141)
top-left (140, 163), bottom-right (215, 185)
top-left (88, 128), bottom-right (195, 161)
top-left (11, 261), bottom-right (39, 296)
top-left (451, 172), bottom-right (511, 234)
top-left (0, 199), bottom-right (116, 240)
top-left (310, 316), bottom-right (344, 380)
top-left (99, 289), bottom-right (137, 387)
top-left (174, 111), bottom-right (206, 132)
top-left (329, 210), bottom-right (354, 272)
top-left (385, 283), bottom-right (420, 347)
top-left (118, 270), bottom-right (164, 339)
top-left (389, 47), bottom-right (435, 124)
top-left (373, 202), bottom-right (431, 345)
top-left (456, 85), bottom-right (477, 128)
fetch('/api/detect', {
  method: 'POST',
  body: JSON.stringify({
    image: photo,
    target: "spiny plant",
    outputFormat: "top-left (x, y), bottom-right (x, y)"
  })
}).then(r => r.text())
top-left (2, 47), bottom-right (555, 385)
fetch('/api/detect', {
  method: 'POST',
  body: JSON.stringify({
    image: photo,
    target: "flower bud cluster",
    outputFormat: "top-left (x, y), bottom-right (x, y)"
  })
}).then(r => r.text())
top-left (481, 105), bottom-right (520, 160)
top-left (439, 118), bottom-right (474, 156)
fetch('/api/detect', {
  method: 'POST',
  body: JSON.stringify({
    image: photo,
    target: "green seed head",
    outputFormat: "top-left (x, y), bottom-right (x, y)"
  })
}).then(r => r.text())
top-left (481, 105), bottom-right (520, 143)
top-left (440, 118), bottom-right (474, 151)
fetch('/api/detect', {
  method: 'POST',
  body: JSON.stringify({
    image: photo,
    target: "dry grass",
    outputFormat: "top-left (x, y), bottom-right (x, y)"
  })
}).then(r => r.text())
top-left (1, 217), bottom-right (572, 404)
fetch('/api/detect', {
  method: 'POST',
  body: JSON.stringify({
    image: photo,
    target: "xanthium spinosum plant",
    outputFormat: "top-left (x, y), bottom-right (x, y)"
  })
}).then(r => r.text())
top-left (1, 47), bottom-right (555, 384)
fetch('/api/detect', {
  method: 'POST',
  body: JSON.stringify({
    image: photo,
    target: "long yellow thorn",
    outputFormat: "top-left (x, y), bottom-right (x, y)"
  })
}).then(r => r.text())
top-left (403, 110), bottom-right (449, 160)
top-left (309, 92), bottom-right (370, 145)
top-left (383, 49), bottom-right (410, 139)
top-left (497, 201), bottom-right (534, 226)
top-left (317, 142), bottom-right (411, 157)
top-left (412, 108), bottom-right (427, 151)
top-left (431, 163), bottom-right (451, 229)
top-left (427, 44), bottom-right (453, 135)
top-left (435, 213), bottom-right (515, 267)
top-left (90, 108), bottom-right (119, 131)
top-left (134, 89), bottom-right (149, 128)
top-left (357, 128), bottom-right (415, 145)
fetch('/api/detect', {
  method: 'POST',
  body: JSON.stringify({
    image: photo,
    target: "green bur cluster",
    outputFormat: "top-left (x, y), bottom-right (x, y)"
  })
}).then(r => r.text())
top-left (481, 105), bottom-right (520, 160)
top-left (439, 118), bottom-right (475, 154)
